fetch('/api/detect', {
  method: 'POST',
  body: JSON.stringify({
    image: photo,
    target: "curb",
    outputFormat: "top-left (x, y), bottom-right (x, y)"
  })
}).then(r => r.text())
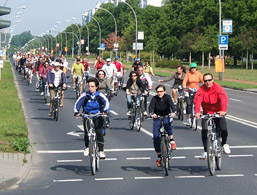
top-left (0, 60), bottom-right (33, 190)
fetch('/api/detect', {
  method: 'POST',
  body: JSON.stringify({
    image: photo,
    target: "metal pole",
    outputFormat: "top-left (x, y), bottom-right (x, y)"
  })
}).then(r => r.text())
top-left (122, 1), bottom-right (138, 58)
top-left (219, 0), bottom-right (223, 81)
top-left (83, 23), bottom-right (90, 61)
top-left (73, 23), bottom-right (81, 55)
top-left (91, 16), bottom-right (101, 57)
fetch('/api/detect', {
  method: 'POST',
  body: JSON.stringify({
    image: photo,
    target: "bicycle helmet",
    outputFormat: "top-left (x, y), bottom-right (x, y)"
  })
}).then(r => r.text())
top-left (190, 62), bottom-right (197, 68)
top-left (106, 58), bottom-right (111, 62)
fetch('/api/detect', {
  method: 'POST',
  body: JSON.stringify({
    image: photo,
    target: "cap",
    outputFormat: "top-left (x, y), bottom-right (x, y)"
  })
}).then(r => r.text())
top-left (106, 58), bottom-right (111, 62)
top-left (53, 62), bottom-right (60, 67)
top-left (190, 62), bottom-right (197, 68)
top-left (135, 58), bottom-right (140, 61)
top-left (115, 56), bottom-right (119, 60)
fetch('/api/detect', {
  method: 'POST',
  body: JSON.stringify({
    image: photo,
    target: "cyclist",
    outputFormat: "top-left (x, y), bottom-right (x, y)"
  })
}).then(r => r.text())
top-left (95, 57), bottom-right (105, 70)
top-left (125, 71), bottom-right (146, 116)
top-left (159, 65), bottom-right (186, 104)
top-left (47, 62), bottom-right (67, 117)
top-left (95, 69), bottom-right (111, 95)
top-left (194, 73), bottom-right (231, 159)
top-left (143, 60), bottom-right (155, 78)
top-left (73, 78), bottom-right (110, 159)
top-left (138, 66), bottom-right (153, 116)
top-left (112, 56), bottom-right (124, 86)
top-left (132, 58), bottom-right (143, 72)
top-left (71, 58), bottom-right (85, 94)
top-left (18, 54), bottom-right (26, 76)
top-left (102, 58), bottom-right (117, 93)
top-left (82, 58), bottom-right (91, 82)
top-left (24, 57), bottom-right (34, 84)
top-left (35, 56), bottom-right (44, 89)
top-left (149, 84), bottom-right (176, 167)
top-left (39, 61), bottom-right (52, 96)
top-left (182, 63), bottom-right (204, 126)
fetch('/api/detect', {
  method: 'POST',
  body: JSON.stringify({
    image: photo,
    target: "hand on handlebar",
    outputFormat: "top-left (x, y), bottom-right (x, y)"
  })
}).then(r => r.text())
top-left (49, 83), bottom-right (53, 88)
top-left (151, 114), bottom-right (157, 118)
top-left (217, 111), bottom-right (226, 117)
top-left (195, 113), bottom-right (201, 119)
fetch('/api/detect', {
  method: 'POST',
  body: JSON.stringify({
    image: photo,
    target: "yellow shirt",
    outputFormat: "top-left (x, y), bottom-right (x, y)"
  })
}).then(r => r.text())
top-left (72, 63), bottom-right (84, 75)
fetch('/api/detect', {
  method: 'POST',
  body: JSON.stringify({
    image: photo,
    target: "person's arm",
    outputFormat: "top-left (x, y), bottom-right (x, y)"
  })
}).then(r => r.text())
top-left (199, 72), bottom-right (204, 84)
top-left (99, 93), bottom-right (110, 112)
top-left (73, 94), bottom-right (86, 115)
top-left (71, 64), bottom-right (74, 75)
top-left (87, 62), bottom-right (91, 72)
top-left (217, 84), bottom-right (228, 114)
top-left (182, 72), bottom-right (189, 88)
top-left (167, 94), bottom-right (176, 113)
top-left (162, 73), bottom-right (175, 82)
top-left (194, 89), bottom-right (203, 117)
top-left (149, 96), bottom-right (157, 118)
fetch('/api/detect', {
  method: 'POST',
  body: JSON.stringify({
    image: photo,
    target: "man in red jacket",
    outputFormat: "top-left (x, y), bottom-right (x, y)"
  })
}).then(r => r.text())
top-left (194, 73), bottom-right (231, 159)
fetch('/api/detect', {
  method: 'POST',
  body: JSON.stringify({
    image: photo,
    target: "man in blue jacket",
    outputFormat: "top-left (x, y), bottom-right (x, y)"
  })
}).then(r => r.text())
top-left (74, 78), bottom-right (110, 159)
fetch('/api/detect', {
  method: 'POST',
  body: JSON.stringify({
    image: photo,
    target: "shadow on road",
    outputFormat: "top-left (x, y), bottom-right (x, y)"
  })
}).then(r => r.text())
top-left (50, 165), bottom-right (92, 176)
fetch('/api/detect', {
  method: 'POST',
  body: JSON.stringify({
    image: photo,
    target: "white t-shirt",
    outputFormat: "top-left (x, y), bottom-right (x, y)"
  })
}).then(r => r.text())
top-left (102, 63), bottom-right (117, 78)
top-left (53, 69), bottom-right (62, 87)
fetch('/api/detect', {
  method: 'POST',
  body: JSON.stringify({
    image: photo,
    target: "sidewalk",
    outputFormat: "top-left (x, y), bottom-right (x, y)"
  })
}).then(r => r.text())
top-left (0, 153), bottom-right (31, 190)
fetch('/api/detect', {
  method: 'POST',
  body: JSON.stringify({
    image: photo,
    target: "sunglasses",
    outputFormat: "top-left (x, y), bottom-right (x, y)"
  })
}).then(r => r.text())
top-left (98, 73), bottom-right (104, 75)
top-left (131, 75), bottom-right (137, 77)
top-left (204, 79), bottom-right (213, 82)
top-left (88, 86), bottom-right (96, 88)
top-left (157, 90), bottom-right (164, 93)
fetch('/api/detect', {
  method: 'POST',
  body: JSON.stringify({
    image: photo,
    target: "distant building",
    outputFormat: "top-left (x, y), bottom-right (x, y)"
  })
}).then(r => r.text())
top-left (139, 0), bottom-right (164, 8)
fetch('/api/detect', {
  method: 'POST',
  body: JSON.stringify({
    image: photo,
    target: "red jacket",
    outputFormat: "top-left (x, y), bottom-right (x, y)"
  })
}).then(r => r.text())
top-left (194, 82), bottom-right (228, 114)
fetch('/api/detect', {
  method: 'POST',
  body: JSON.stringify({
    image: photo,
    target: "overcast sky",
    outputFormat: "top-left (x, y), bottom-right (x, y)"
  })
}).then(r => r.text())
top-left (3, 0), bottom-right (105, 35)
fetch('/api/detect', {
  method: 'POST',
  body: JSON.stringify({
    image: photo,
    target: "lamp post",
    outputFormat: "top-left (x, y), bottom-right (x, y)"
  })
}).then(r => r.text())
top-left (82, 12), bottom-right (90, 61)
top-left (120, 0), bottom-right (138, 58)
top-left (218, 0), bottom-right (223, 81)
top-left (72, 17), bottom-right (82, 55)
top-left (91, 16), bottom-right (102, 57)
top-left (66, 20), bottom-right (74, 58)
top-left (96, 6), bottom-right (118, 56)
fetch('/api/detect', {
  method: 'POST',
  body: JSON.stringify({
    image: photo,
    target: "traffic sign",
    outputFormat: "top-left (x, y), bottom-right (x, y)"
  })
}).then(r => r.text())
top-left (219, 35), bottom-right (228, 50)
top-left (133, 43), bottom-right (143, 50)
top-left (100, 43), bottom-right (105, 49)
top-left (223, 20), bottom-right (233, 33)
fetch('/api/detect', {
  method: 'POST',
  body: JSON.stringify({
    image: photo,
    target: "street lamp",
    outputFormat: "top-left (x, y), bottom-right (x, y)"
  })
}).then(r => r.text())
top-left (120, 0), bottom-right (138, 58)
top-left (82, 12), bottom-right (90, 60)
top-left (91, 16), bottom-right (102, 57)
top-left (72, 17), bottom-right (82, 55)
top-left (66, 20), bottom-right (75, 58)
top-left (95, 5), bottom-right (118, 56)
top-left (218, 0), bottom-right (224, 81)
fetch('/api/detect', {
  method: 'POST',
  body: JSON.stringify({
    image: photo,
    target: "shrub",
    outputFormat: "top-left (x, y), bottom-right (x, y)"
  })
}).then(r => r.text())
top-left (10, 137), bottom-right (30, 153)
top-left (155, 59), bottom-right (182, 69)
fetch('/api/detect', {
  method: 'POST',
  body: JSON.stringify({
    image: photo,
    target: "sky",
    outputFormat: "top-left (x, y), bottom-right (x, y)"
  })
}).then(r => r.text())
top-left (3, 0), bottom-right (105, 36)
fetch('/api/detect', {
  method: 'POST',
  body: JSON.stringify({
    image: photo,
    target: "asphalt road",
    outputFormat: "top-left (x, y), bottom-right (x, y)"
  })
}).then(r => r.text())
top-left (3, 62), bottom-right (257, 195)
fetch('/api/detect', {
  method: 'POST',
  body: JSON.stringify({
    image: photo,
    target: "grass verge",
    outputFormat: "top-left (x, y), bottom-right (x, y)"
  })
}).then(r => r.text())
top-left (0, 61), bottom-right (30, 153)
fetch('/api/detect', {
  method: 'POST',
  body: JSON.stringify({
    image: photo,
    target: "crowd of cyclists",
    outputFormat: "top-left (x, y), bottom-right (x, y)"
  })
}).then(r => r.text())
top-left (11, 52), bottom-right (231, 167)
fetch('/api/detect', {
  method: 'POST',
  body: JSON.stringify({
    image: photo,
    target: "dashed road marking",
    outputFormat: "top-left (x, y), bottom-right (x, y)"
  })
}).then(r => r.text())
top-left (95, 177), bottom-right (123, 181)
top-left (228, 154), bottom-right (253, 157)
top-left (53, 179), bottom-right (83, 183)
top-left (110, 110), bottom-right (119, 115)
top-left (229, 98), bottom-right (242, 102)
top-left (126, 157), bottom-right (151, 160)
top-left (226, 115), bottom-right (257, 129)
top-left (175, 176), bottom-right (205, 179)
top-left (254, 174), bottom-right (257, 176)
top-left (104, 158), bottom-right (118, 161)
top-left (216, 174), bottom-right (244, 177)
top-left (140, 127), bottom-right (153, 137)
top-left (57, 160), bottom-right (83, 163)
top-left (134, 176), bottom-right (163, 180)
top-left (171, 156), bottom-right (186, 159)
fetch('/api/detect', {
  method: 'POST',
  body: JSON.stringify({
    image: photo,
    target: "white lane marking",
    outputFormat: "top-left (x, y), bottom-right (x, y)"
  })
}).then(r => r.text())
top-left (66, 131), bottom-right (83, 137)
top-left (226, 116), bottom-right (257, 129)
top-left (140, 127), bottom-right (153, 137)
top-left (95, 177), bottom-right (123, 181)
top-left (229, 98), bottom-right (242, 102)
top-left (135, 177), bottom-right (163, 180)
top-left (104, 158), bottom-right (117, 161)
top-left (37, 145), bottom-right (257, 154)
top-left (194, 156), bottom-right (203, 159)
top-left (175, 176), bottom-right (205, 179)
top-left (53, 179), bottom-right (83, 183)
top-left (126, 157), bottom-right (151, 160)
top-left (254, 174), bottom-right (257, 176)
top-left (149, 91), bottom-right (156, 96)
top-left (67, 85), bottom-right (71, 88)
top-left (171, 156), bottom-right (186, 159)
top-left (110, 110), bottom-right (119, 115)
top-left (216, 174), bottom-right (244, 177)
top-left (228, 154), bottom-right (253, 157)
top-left (227, 115), bottom-right (257, 126)
top-left (45, 103), bottom-right (50, 106)
top-left (77, 125), bottom-right (84, 131)
top-left (57, 160), bottom-right (83, 163)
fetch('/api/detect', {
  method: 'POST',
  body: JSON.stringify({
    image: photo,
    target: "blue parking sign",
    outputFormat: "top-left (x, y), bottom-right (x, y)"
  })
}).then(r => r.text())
top-left (219, 35), bottom-right (228, 45)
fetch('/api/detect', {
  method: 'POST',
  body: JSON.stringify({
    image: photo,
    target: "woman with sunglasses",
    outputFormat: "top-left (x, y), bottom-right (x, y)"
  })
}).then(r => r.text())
top-left (125, 71), bottom-right (146, 116)
top-left (149, 84), bottom-right (176, 167)
top-left (96, 70), bottom-right (111, 95)
top-left (182, 63), bottom-right (204, 126)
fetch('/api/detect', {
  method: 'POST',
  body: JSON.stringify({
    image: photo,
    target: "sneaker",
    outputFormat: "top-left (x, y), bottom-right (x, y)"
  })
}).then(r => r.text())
top-left (183, 110), bottom-right (186, 115)
top-left (127, 110), bottom-right (131, 116)
top-left (223, 144), bottom-right (231, 154)
top-left (41, 92), bottom-right (44, 96)
top-left (156, 159), bottom-right (161, 167)
top-left (48, 112), bottom-right (52, 117)
top-left (186, 119), bottom-right (191, 127)
top-left (99, 151), bottom-right (106, 159)
top-left (170, 141), bottom-right (176, 150)
top-left (143, 111), bottom-right (148, 116)
top-left (83, 147), bottom-right (89, 156)
top-left (200, 152), bottom-right (207, 159)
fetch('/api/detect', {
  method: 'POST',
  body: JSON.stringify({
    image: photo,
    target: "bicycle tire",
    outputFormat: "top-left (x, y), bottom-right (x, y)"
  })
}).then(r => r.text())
top-left (180, 100), bottom-right (184, 121)
top-left (207, 135), bottom-right (215, 176)
top-left (129, 106), bottom-right (136, 130)
top-left (161, 136), bottom-right (169, 176)
top-left (54, 99), bottom-right (59, 121)
top-left (96, 144), bottom-right (100, 171)
top-left (44, 96), bottom-right (47, 104)
top-left (89, 138), bottom-right (96, 175)
top-left (136, 107), bottom-right (142, 132)
top-left (216, 133), bottom-right (222, 170)
top-left (194, 118), bottom-right (198, 131)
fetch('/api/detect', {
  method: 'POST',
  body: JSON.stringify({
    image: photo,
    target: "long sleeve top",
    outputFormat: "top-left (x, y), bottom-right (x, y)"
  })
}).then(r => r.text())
top-left (182, 71), bottom-right (204, 89)
top-left (149, 94), bottom-right (176, 116)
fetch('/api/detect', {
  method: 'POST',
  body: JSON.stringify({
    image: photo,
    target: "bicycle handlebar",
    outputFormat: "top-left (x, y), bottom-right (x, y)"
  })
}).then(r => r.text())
top-left (200, 113), bottom-right (225, 119)
top-left (80, 112), bottom-right (108, 118)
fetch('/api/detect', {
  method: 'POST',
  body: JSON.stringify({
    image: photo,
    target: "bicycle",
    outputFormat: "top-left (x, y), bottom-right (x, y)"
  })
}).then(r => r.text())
top-left (25, 68), bottom-right (32, 85)
top-left (129, 94), bottom-right (144, 132)
top-left (52, 87), bottom-right (62, 121)
top-left (75, 77), bottom-right (82, 99)
top-left (185, 88), bottom-right (199, 130)
top-left (201, 113), bottom-right (223, 176)
top-left (176, 85), bottom-right (184, 121)
top-left (156, 115), bottom-right (173, 176)
top-left (113, 76), bottom-right (119, 96)
top-left (44, 82), bottom-right (50, 104)
top-left (81, 112), bottom-right (107, 175)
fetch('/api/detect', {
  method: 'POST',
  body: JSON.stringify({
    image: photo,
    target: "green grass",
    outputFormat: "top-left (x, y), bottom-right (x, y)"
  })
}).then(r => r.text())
top-left (0, 61), bottom-right (30, 153)
top-left (214, 80), bottom-right (257, 89)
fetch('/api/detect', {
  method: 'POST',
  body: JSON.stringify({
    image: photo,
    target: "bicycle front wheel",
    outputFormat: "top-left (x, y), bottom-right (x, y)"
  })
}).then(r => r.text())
top-left (161, 136), bottom-right (169, 176)
top-left (89, 138), bottom-right (96, 175)
top-left (207, 136), bottom-right (216, 176)
top-left (129, 108), bottom-right (136, 130)
top-left (135, 108), bottom-right (142, 132)
top-left (179, 100), bottom-right (184, 121)
top-left (54, 100), bottom-right (59, 121)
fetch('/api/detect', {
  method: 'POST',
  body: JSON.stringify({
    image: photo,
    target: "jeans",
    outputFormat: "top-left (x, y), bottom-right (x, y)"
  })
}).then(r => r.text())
top-left (126, 94), bottom-right (141, 109)
top-left (153, 116), bottom-right (173, 153)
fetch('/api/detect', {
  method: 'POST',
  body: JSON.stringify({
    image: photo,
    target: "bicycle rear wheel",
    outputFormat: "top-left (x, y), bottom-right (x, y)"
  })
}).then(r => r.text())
top-left (216, 134), bottom-right (222, 170)
top-left (129, 107), bottom-right (135, 130)
top-left (207, 135), bottom-right (215, 176)
top-left (54, 99), bottom-right (59, 121)
top-left (161, 136), bottom-right (169, 176)
top-left (76, 83), bottom-right (80, 99)
top-left (135, 108), bottom-right (142, 132)
top-left (96, 145), bottom-right (100, 171)
top-left (193, 118), bottom-right (198, 131)
top-left (89, 138), bottom-right (96, 175)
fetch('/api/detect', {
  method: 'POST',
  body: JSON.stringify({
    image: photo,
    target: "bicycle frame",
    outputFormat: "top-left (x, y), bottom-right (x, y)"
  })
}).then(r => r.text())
top-left (53, 87), bottom-right (62, 121)
top-left (129, 94), bottom-right (143, 131)
top-left (176, 86), bottom-right (184, 121)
